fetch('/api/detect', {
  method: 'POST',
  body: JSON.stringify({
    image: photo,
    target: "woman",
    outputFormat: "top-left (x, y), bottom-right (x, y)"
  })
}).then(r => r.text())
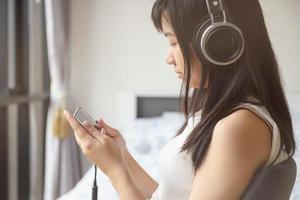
top-left (64, 0), bottom-right (296, 199)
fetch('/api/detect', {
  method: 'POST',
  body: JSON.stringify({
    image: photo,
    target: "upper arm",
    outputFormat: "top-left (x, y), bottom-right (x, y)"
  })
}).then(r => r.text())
top-left (188, 109), bottom-right (272, 200)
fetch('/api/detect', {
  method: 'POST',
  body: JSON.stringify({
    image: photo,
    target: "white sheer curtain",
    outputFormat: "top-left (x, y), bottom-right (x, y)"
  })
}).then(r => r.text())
top-left (43, 0), bottom-right (84, 199)
top-left (28, 1), bottom-right (45, 200)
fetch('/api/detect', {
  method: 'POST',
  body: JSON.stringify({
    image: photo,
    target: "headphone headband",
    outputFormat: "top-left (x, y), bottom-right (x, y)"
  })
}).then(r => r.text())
top-left (206, 0), bottom-right (227, 23)
top-left (206, 0), bottom-right (224, 15)
top-left (193, 0), bottom-right (245, 66)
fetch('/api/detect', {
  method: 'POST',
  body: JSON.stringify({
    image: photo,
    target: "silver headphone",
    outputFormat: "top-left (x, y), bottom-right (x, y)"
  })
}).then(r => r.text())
top-left (193, 0), bottom-right (245, 66)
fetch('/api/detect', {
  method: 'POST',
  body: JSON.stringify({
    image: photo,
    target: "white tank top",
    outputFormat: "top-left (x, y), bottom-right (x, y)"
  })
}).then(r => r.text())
top-left (150, 98), bottom-right (289, 200)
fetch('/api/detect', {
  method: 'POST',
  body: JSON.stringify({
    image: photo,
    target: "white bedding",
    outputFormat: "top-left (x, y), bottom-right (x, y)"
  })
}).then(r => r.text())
top-left (58, 95), bottom-right (300, 200)
top-left (58, 111), bottom-right (185, 200)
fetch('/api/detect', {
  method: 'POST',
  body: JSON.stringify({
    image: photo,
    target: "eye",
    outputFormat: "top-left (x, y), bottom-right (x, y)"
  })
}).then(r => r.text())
top-left (170, 42), bottom-right (177, 47)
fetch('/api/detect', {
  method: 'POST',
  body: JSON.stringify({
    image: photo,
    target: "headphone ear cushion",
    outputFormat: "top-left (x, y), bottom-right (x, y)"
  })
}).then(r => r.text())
top-left (193, 15), bottom-right (245, 66)
top-left (193, 15), bottom-right (223, 64)
top-left (205, 24), bottom-right (244, 64)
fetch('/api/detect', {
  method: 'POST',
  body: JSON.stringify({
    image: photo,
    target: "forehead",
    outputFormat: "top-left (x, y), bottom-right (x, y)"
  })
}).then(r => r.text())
top-left (161, 16), bottom-right (175, 37)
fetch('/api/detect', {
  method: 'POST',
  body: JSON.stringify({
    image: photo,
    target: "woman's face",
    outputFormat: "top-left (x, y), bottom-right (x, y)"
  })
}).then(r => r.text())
top-left (161, 16), bottom-right (206, 89)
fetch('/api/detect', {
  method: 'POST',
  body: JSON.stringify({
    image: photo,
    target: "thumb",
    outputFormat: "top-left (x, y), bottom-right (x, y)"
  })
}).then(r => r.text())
top-left (82, 121), bottom-right (105, 144)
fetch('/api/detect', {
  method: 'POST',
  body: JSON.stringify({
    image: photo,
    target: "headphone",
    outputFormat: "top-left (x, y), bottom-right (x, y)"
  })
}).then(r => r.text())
top-left (193, 0), bottom-right (245, 66)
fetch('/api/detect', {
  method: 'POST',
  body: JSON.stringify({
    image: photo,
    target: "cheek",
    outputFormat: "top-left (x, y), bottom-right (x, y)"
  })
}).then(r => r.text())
top-left (191, 63), bottom-right (204, 87)
top-left (174, 48), bottom-right (184, 69)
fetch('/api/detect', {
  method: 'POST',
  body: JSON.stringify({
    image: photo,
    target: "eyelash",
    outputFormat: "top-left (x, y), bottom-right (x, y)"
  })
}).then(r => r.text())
top-left (170, 43), bottom-right (177, 47)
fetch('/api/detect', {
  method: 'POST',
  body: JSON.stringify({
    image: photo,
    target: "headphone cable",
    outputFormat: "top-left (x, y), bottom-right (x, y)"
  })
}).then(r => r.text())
top-left (92, 165), bottom-right (98, 200)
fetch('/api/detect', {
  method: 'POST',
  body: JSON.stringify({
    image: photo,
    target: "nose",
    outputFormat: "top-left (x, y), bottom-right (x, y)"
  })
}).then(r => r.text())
top-left (166, 48), bottom-right (175, 65)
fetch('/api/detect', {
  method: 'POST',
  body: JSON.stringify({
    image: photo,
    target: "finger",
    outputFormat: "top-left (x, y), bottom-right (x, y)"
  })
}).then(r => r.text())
top-left (74, 132), bottom-right (83, 147)
top-left (97, 118), bottom-right (115, 130)
top-left (99, 128), bottom-right (114, 144)
top-left (102, 131), bottom-right (114, 143)
top-left (83, 121), bottom-right (110, 144)
top-left (97, 128), bottom-right (114, 145)
top-left (97, 118), bottom-right (117, 136)
top-left (82, 121), bottom-right (95, 132)
top-left (82, 121), bottom-right (94, 137)
top-left (83, 121), bottom-right (105, 144)
top-left (64, 109), bottom-right (93, 142)
top-left (95, 121), bottom-right (115, 138)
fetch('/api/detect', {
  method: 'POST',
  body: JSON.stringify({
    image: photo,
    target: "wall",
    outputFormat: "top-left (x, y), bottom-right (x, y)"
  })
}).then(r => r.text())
top-left (70, 0), bottom-right (300, 127)
top-left (70, 0), bottom-right (182, 127)
top-left (260, 0), bottom-right (300, 93)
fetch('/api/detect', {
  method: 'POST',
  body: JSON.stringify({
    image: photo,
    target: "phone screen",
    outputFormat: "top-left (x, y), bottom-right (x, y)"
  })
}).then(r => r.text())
top-left (73, 107), bottom-right (98, 127)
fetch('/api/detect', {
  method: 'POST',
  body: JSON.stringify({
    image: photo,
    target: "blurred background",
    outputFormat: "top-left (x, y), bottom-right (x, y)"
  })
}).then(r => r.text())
top-left (0, 0), bottom-right (299, 199)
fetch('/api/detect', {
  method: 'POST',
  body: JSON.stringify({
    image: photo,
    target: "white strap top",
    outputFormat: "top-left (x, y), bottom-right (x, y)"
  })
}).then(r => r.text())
top-left (150, 99), bottom-right (289, 200)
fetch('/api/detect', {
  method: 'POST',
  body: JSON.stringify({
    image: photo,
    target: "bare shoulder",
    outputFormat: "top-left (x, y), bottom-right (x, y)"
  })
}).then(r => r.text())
top-left (216, 108), bottom-right (272, 142)
top-left (188, 108), bottom-right (273, 199)
top-left (213, 108), bottom-right (272, 168)
top-left (190, 109), bottom-right (271, 199)
top-left (217, 108), bottom-right (272, 133)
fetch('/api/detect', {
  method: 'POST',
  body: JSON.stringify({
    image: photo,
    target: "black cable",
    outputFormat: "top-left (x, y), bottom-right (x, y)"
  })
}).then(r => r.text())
top-left (92, 123), bottom-right (101, 200)
top-left (92, 165), bottom-right (98, 200)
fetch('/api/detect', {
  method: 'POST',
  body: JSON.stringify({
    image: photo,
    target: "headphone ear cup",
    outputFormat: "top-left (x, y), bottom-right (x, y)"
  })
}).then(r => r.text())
top-left (193, 15), bottom-right (245, 66)
top-left (193, 15), bottom-right (223, 64)
top-left (193, 15), bottom-right (223, 65)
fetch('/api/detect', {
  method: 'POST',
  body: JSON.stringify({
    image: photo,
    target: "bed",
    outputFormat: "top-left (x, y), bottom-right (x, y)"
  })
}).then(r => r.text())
top-left (58, 95), bottom-right (185, 200)
top-left (58, 93), bottom-right (300, 200)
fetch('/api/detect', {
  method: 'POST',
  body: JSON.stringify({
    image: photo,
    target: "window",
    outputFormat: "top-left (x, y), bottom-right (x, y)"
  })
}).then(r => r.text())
top-left (0, 0), bottom-right (50, 199)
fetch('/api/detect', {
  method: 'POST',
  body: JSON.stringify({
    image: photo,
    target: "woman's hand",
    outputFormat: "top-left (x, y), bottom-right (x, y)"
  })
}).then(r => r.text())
top-left (98, 118), bottom-right (158, 199)
top-left (64, 110), bottom-right (126, 180)
top-left (97, 118), bottom-right (128, 156)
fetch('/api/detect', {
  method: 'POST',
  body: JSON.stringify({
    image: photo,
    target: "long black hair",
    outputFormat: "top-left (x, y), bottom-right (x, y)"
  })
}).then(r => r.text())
top-left (151, 0), bottom-right (296, 173)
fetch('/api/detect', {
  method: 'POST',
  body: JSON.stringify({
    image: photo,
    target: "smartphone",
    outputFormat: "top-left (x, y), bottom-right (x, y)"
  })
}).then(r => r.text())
top-left (73, 107), bottom-right (100, 195)
top-left (73, 106), bottom-right (99, 129)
